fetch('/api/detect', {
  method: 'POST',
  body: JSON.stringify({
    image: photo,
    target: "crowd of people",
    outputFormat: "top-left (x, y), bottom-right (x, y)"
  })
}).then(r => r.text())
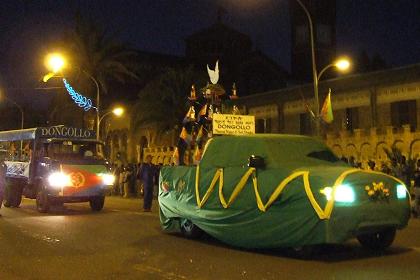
top-left (110, 155), bottom-right (162, 212)
top-left (342, 155), bottom-right (420, 217)
top-left (341, 156), bottom-right (419, 188)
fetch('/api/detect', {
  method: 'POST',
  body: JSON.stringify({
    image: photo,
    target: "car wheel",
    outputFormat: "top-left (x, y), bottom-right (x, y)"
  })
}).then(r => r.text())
top-left (36, 190), bottom-right (50, 213)
top-left (180, 219), bottom-right (203, 239)
top-left (89, 196), bottom-right (105, 211)
top-left (291, 245), bottom-right (318, 259)
top-left (357, 228), bottom-right (396, 250)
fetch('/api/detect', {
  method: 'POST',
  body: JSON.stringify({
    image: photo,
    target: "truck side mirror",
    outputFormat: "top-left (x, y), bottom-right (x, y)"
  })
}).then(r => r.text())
top-left (248, 155), bottom-right (265, 168)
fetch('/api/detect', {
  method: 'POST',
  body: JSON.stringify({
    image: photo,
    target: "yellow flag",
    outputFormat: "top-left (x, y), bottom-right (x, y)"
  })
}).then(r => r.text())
top-left (320, 89), bottom-right (333, 124)
top-left (172, 147), bottom-right (179, 165)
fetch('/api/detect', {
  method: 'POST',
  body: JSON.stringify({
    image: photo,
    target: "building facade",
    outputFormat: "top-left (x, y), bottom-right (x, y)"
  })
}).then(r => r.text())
top-left (105, 21), bottom-right (289, 164)
top-left (237, 63), bottom-right (420, 168)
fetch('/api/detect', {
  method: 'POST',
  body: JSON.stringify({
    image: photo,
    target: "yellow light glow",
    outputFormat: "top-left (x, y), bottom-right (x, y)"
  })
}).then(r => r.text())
top-left (335, 58), bottom-right (350, 71)
top-left (43, 72), bottom-right (55, 83)
top-left (48, 172), bottom-right (71, 188)
top-left (100, 173), bottom-right (116, 185)
top-left (112, 107), bottom-right (124, 117)
top-left (45, 53), bottom-right (66, 73)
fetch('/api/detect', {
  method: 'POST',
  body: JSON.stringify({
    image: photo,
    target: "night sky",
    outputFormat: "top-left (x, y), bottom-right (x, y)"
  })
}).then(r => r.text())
top-left (0, 0), bottom-right (419, 104)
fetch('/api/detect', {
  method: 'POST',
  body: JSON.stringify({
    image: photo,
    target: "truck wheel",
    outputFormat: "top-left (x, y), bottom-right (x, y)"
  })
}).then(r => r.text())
top-left (10, 186), bottom-right (23, 207)
top-left (357, 228), bottom-right (396, 250)
top-left (36, 190), bottom-right (50, 213)
top-left (89, 196), bottom-right (105, 211)
top-left (4, 182), bottom-right (23, 207)
top-left (180, 219), bottom-right (203, 239)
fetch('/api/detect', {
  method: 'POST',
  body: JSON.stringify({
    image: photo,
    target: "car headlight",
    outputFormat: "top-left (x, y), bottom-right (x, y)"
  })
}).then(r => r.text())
top-left (100, 173), bottom-right (115, 185)
top-left (396, 184), bottom-right (407, 199)
top-left (321, 184), bottom-right (355, 203)
top-left (48, 172), bottom-right (71, 188)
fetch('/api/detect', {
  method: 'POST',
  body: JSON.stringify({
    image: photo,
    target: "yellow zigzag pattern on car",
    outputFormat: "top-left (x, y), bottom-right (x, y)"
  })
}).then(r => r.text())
top-left (194, 166), bottom-right (405, 220)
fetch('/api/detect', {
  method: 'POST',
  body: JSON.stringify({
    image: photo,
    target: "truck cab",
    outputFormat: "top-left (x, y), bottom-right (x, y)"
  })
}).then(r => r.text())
top-left (0, 127), bottom-right (115, 213)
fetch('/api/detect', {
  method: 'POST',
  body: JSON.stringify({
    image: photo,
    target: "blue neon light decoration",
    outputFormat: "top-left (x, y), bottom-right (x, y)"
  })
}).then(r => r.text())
top-left (62, 78), bottom-right (95, 111)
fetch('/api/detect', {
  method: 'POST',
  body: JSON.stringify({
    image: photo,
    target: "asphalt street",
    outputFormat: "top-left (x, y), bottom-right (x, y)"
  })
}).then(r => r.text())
top-left (1, 196), bottom-right (420, 280)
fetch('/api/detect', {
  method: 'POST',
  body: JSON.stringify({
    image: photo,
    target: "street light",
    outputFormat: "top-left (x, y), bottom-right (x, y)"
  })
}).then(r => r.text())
top-left (44, 52), bottom-right (102, 140)
top-left (294, 0), bottom-right (351, 137)
top-left (318, 58), bottom-right (351, 82)
top-left (45, 53), bottom-right (66, 73)
top-left (98, 106), bottom-right (124, 132)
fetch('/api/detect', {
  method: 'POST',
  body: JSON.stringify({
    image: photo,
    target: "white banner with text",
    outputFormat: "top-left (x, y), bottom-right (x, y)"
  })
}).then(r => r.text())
top-left (212, 114), bottom-right (255, 135)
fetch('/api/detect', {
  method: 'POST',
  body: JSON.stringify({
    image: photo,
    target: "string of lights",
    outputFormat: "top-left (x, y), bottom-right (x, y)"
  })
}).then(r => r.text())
top-left (62, 78), bottom-right (95, 111)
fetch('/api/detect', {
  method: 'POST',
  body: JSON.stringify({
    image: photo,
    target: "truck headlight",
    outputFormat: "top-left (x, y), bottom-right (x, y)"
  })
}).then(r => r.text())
top-left (321, 184), bottom-right (355, 203)
top-left (100, 174), bottom-right (115, 185)
top-left (48, 172), bottom-right (71, 188)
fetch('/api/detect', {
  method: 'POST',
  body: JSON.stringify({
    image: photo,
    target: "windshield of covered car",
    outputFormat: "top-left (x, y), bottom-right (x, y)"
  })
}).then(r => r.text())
top-left (46, 141), bottom-right (104, 160)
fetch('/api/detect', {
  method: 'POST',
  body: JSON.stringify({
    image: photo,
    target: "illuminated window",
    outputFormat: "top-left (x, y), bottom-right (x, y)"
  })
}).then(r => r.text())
top-left (344, 108), bottom-right (359, 131)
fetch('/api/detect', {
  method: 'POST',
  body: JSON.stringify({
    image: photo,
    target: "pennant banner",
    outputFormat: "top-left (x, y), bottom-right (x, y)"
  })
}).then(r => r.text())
top-left (320, 89), bottom-right (334, 124)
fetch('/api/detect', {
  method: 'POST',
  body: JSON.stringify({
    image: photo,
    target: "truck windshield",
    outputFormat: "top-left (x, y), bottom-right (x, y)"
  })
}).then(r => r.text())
top-left (46, 141), bottom-right (104, 160)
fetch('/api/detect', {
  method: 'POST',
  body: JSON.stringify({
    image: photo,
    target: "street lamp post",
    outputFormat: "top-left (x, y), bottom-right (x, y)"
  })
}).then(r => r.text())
top-left (317, 59), bottom-right (351, 82)
top-left (97, 107), bottom-right (124, 140)
top-left (81, 70), bottom-right (101, 141)
top-left (295, 0), bottom-right (320, 136)
top-left (45, 53), bottom-right (102, 140)
top-left (294, 0), bottom-right (350, 137)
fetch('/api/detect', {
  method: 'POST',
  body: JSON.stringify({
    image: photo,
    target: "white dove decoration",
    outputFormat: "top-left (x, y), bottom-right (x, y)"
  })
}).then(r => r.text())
top-left (207, 60), bottom-right (219, 84)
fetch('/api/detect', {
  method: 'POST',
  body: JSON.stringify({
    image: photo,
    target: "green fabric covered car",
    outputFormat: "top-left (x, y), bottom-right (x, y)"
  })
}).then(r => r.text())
top-left (158, 134), bottom-right (410, 251)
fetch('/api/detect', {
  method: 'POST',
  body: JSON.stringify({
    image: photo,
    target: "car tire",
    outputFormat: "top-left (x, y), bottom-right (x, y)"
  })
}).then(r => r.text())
top-left (180, 219), bottom-right (203, 239)
top-left (4, 183), bottom-right (22, 208)
top-left (36, 190), bottom-right (50, 213)
top-left (357, 228), bottom-right (396, 250)
top-left (89, 196), bottom-right (105, 211)
top-left (290, 245), bottom-right (319, 259)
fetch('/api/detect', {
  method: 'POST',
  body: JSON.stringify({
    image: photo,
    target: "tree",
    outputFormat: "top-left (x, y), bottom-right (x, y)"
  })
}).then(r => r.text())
top-left (132, 66), bottom-right (207, 137)
top-left (383, 146), bottom-right (417, 188)
top-left (48, 14), bottom-right (138, 127)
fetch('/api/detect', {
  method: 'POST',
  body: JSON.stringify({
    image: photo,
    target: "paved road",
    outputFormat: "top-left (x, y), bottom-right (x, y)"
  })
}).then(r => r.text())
top-left (1, 196), bottom-right (420, 280)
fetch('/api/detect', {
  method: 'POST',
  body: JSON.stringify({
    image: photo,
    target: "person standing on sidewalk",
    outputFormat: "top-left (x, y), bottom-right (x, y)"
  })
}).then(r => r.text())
top-left (137, 155), bottom-right (156, 212)
top-left (123, 166), bottom-right (132, 198)
top-left (0, 158), bottom-right (7, 217)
